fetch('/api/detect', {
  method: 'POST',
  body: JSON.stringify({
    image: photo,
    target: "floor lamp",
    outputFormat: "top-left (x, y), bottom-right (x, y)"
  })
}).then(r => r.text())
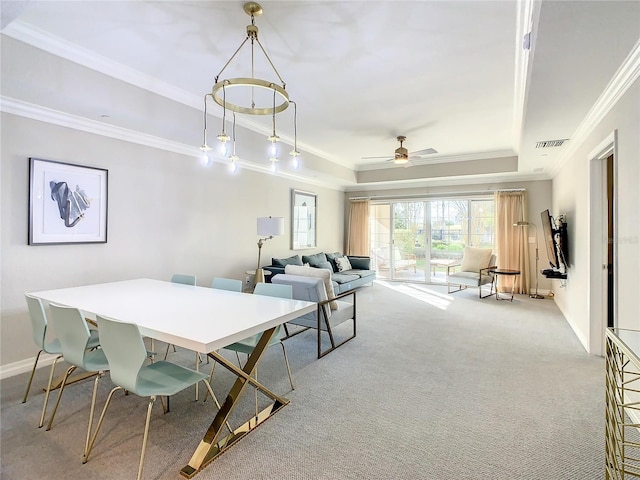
top-left (254, 216), bottom-right (284, 284)
top-left (514, 221), bottom-right (545, 299)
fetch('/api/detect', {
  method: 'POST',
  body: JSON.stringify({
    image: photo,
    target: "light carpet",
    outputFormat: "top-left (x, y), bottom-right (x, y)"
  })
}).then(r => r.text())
top-left (0, 281), bottom-right (605, 479)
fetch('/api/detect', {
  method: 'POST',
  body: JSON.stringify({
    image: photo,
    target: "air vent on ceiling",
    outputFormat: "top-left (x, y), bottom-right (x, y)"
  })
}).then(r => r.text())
top-left (535, 139), bottom-right (568, 148)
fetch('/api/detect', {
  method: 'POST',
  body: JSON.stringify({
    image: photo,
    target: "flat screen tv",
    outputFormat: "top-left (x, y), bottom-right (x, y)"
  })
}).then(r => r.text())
top-left (541, 209), bottom-right (568, 270)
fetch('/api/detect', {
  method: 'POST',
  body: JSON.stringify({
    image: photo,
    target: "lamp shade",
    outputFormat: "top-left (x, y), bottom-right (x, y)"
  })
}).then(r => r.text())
top-left (257, 216), bottom-right (284, 237)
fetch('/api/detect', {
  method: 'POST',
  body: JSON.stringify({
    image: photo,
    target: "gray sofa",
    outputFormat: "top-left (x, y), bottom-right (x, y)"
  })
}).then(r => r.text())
top-left (263, 251), bottom-right (375, 294)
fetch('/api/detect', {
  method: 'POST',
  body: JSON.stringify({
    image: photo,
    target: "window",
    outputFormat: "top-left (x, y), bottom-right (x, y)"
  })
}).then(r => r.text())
top-left (370, 197), bottom-right (495, 283)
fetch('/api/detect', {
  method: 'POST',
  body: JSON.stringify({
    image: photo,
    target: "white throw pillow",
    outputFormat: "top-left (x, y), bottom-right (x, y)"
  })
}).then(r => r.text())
top-left (460, 247), bottom-right (493, 272)
top-left (284, 264), bottom-right (338, 310)
top-left (335, 256), bottom-right (352, 272)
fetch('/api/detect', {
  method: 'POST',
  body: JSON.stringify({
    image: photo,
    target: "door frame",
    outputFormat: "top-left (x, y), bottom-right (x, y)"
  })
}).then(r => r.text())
top-left (588, 130), bottom-right (617, 356)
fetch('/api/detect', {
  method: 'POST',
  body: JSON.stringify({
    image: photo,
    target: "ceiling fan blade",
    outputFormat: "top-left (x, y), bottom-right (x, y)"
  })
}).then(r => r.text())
top-left (410, 147), bottom-right (438, 157)
top-left (362, 155), bottom-right (393, 160)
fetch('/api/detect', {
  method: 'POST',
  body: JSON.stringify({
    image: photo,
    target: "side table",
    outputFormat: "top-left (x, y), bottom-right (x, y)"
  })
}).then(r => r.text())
top-left (244, 269), bottom-right (271, 292)
top-left (493, 269), bottom-right (520, 301)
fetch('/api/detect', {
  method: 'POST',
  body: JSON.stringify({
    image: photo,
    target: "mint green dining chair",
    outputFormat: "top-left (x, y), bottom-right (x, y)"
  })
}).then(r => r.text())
top-left (85, 315), bottom-right (222, 480)
top-left (45, 304), bottom-right (110, 463)
top-left (210, 277), bottom-right (243, 292)
top-left (200, 277), bottom-right (244, 374)
top-left (215, 282), bottom-right (295, 390)
top-left (23, 295), bottom-right (100, 428)
top-left (170, 273), bottom-right (196, 285)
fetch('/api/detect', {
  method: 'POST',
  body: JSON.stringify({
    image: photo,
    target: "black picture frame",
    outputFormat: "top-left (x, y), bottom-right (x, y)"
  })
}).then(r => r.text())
top-left (29, 158), bottom-right (108, 245)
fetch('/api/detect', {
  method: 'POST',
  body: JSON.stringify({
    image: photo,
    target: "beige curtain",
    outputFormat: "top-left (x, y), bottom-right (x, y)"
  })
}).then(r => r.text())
top-left (346, 199), bottom-right (370, 256)
top-left (494, 191), bottom-right (530, 294)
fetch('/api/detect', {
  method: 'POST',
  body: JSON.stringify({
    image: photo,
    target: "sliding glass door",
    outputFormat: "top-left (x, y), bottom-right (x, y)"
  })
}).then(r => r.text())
top-left (370, 197), bottom-right (494, 283)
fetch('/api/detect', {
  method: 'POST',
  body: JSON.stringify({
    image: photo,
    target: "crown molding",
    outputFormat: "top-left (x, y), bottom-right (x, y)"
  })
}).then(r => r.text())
top-left (512, 0), bottom-right (539, 154)
top-left (2, 20), bottom-right (199, 111)
top-left (549, 39), bottom-right (640, 177)
top-left (0, 96), bottom-right (345, 191)
top-left (0, 96), bottom-right (200, 157)
top-left (357, 149), bottom-right (517, 171)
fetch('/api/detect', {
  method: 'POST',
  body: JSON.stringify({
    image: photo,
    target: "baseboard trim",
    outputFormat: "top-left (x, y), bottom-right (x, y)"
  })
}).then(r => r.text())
top-left (0, 353), bottom-right (58, 380)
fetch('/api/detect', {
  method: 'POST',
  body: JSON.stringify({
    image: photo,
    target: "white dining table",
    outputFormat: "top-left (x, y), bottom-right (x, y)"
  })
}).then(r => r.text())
top-left (28, 278), bottom-right (316, 478)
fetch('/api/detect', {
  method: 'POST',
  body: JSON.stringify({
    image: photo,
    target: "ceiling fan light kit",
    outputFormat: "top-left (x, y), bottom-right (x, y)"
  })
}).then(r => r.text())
top-left (393, 136), bottom-right (410, 164)
top-left (362, 135), bottom-right (437, 167)
top-left (199, 2), bottom-right (300, 171)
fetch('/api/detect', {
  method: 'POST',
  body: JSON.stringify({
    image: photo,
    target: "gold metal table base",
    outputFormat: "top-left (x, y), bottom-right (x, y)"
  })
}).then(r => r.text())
top-left (180, 326), bottom-right (289, 478)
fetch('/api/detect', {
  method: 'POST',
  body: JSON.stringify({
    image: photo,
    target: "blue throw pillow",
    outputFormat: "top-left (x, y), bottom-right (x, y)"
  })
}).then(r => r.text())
top-left (316, 261), bottom-right (333, 272)
top-left (301, 252), bottom-right (327, 268)
top-left (272, 255), bottom-right (303, 267)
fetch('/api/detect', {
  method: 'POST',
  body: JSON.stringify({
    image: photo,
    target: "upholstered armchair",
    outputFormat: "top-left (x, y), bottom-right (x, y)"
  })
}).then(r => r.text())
top-left (271, 273), bottom-right (356, 358)
top-left (446, 247), bottom-right (496, 298)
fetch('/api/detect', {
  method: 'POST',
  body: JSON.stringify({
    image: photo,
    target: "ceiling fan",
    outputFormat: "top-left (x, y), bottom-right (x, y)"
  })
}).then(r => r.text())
top-left (362, 136), bottom-right (437, 167)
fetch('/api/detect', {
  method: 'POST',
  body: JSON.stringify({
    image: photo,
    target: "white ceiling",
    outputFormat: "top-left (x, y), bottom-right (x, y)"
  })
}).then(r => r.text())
top-left (1, 1), bottom-right (639, 190)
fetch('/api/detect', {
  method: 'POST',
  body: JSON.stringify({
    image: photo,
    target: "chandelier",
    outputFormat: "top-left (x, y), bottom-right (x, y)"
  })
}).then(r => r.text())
top-left (200, 2), bottom-right (300, 172)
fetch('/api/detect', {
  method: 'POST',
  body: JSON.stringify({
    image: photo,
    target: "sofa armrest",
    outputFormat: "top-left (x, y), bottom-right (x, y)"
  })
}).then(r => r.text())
top-left (347, 255), bottom-right (371, 270)
top-left (263, 265), bottom-right (285, 282)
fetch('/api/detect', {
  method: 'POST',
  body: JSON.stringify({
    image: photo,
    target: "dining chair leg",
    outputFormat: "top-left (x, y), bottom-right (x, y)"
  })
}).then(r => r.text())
top-left (280, 342), bottom-right (295, 391)
top-left (137, 396), bottom-right (156, 480)
top-left (84, 386), bottom-right (122, 463)
top-left (39, 355), bottom-right (63, 428)
top-left (83, 372), bottom-right (103, 461)
top-left (22, 349), bottom-right (43, 403)
top-left (200, 379), bottom-right (232, 433)
top-left (204, 361), bottom-right (217, 401)
top-left (46, 364), bottom-right (75, 431)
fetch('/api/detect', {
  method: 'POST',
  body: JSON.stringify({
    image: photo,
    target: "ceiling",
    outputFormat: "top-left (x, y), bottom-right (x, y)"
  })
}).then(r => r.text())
top-left (1, 1), bottom-right (639, 190)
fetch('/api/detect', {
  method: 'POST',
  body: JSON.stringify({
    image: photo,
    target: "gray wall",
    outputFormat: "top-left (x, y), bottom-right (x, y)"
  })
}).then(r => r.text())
top-left (0, 113), bottom-right (345, 370)
top-left (552, 79), bottom-right (640, 353)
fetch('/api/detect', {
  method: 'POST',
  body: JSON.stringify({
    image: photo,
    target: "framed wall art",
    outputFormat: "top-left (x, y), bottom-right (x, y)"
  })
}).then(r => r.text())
top-left (28, 158), bottom-right (108, 245)
top-left (291, 189), bottom-right (317, 250)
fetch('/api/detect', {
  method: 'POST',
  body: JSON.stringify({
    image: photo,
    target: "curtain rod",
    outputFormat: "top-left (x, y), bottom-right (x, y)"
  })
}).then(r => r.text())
top-left (348, 188), bottom-right (525, 201)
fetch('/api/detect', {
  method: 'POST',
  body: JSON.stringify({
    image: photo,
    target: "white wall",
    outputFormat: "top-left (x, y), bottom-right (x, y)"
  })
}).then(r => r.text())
top-left (552, 79), bottom-right (640, 353)
top-left (0, 113), bottom-right (345, 369)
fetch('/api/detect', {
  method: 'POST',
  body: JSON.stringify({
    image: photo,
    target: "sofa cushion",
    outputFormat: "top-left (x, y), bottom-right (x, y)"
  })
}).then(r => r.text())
top-left (332, 272), bottom-right (360, 284)
top-left (335, 256), bottom-right (352, 272)
top-left (348, 269), bottom-right (376, 279)
top-left (272, 254), bottom-right (303, 267)
top-left (460, 247), bottom-right (492, 272)
top-left (284, 264), bottom-right (338, 310)
top-left (301, 252), bottom-right (328, 268)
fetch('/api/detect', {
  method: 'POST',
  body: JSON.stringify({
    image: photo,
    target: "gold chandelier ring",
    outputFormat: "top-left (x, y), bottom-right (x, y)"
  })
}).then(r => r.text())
top-left (212, 78), bottom-right (290, 116)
